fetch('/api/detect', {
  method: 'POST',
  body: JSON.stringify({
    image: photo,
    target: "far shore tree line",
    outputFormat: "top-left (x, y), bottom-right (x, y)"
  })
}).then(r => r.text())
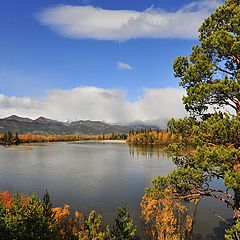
top-left (0, 129), bottom-right (178, 146)
top-left (0, 131), bottom-right (129, 145)
top-left (127, 130), bottom-right (181, 145)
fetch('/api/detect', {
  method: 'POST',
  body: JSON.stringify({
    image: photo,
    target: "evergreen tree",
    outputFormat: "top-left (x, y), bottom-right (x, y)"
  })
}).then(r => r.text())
top-left (173, 0), bottom-right (240, 115)
top-left (14, 132), bottom-right (21, 145)
top-left (113, 204), bottom-right (136, 240)
top-left (144, 1), bottom-right (240, 239)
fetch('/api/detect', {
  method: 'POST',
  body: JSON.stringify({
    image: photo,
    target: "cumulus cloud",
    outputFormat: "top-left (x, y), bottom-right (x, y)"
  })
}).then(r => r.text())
top-left (0, 87), bottom-right (187, 127)
top-left (37, 0), bottom-right (221, 41)
top-left (117, 62), bottom-right (133, 70)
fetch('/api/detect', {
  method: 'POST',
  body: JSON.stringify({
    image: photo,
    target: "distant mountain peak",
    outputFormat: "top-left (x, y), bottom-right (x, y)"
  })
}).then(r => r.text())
top-left (0, 115), bottom-right (160, 135)
top-left (4, 115), bottom-right (33, 123)
top-left (34, 116), bottom-right (59, 124)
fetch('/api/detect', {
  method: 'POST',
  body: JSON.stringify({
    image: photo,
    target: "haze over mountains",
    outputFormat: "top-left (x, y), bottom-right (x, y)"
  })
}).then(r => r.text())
top-left (0, 115), bottom-right (159, 135)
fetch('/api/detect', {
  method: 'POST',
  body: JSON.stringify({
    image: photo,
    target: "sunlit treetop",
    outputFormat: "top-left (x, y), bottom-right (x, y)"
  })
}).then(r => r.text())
top-left (173, 0), bottom-right (240, 115)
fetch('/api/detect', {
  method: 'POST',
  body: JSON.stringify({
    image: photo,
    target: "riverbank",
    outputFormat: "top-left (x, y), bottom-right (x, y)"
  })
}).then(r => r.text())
top-left (0, 146), bottom-right (33, 151)
top-left (0, 140), bottom-right (127, 150)
top-left (97, 140), bottom-right (126, 143)
top-left (0, 134), bottom-right (128, 146)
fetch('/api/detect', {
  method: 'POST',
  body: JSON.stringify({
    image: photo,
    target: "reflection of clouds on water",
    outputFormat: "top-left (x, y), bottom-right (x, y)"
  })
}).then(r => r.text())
top-left (0, 143), bottom-right (175, 213)
top-left (0, 142), bottom-right (231, 239)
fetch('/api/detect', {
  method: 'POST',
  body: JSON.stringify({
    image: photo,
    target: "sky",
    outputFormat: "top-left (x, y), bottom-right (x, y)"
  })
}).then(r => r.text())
top-left (0, 0), bottom-right (223, 125)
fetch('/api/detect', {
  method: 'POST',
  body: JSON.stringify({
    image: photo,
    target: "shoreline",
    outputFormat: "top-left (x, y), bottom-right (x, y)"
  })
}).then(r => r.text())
top-left (96, 140), bottom-right (126, 143)
top-left (0, 139), bottom-right (127, 148)
top-left (0, 146), bottom-right (33, 151)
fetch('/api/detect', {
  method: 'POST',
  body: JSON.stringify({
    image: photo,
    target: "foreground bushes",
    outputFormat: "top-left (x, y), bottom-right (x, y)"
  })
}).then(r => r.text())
top-left (0, 191), bottom-right (136, 240)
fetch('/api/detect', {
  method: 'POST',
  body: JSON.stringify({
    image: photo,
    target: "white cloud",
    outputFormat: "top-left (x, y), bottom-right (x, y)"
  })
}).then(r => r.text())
top-left (37, 0), bottom-right (221, 41)
top-left (0, 94), bottom-right (41, 119)
top-left (117, 62), bottom-right (133, 70)
top-left (0, 87), bottom-right (187, 127)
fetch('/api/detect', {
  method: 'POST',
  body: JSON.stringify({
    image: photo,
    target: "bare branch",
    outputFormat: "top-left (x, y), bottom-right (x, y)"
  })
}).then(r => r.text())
top-left (215, 66), bottom-right (234, 76)
top-left (177, 189), bottom-right (235, 209)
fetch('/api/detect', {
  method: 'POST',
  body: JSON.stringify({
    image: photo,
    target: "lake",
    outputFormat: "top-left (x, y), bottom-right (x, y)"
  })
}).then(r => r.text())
top-left (0, 142), bottom-right (232, 239)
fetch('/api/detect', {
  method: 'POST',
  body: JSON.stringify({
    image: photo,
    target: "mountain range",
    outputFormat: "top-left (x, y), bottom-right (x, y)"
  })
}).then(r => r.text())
top-left (0, 115), bottom-right (159, 135)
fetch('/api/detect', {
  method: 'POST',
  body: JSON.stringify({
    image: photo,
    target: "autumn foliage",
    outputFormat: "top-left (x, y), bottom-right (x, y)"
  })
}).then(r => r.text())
top-left (0, 192), bottom-right (12, 209)
top-left (0, 191), bottom-right (136, 240)
top-left (127, 130), bottom-right (182, 145)
top-left (0, 132), bottom-right (127, 145)
top-left (141, 188), bottom-right (195, 240)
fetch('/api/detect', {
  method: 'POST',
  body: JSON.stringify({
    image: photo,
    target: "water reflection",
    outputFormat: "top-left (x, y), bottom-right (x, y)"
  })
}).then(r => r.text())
top-left (128, 144), bottom-right (168, 158)
top-left (194, 219), bottom-right (230, 240)
top-left (129, 144), bottom-right (232, 240)
top-left (0, 143), bottom-right (233, 239)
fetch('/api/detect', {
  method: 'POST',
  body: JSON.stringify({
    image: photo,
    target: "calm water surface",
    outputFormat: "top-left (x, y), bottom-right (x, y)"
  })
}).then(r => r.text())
top-left (0, 143), bottom-right (232, 239)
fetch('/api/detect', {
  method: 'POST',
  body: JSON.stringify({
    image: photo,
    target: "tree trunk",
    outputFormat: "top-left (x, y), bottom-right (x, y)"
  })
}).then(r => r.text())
top-left (236, 103), bottom-right (240, 115)
top-left (237, 106), bottom-right (240, 115)
top-left (234, 189), bottom-right (240, 219)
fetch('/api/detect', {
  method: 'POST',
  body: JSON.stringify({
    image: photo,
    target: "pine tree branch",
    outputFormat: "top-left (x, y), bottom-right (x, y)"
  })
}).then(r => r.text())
top-left (215, 66), bottom-right (234, 76)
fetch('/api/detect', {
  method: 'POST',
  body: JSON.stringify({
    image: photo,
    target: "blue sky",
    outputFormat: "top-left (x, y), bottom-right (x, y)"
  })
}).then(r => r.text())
top-left (0, 0), bottom-right (222, 123)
